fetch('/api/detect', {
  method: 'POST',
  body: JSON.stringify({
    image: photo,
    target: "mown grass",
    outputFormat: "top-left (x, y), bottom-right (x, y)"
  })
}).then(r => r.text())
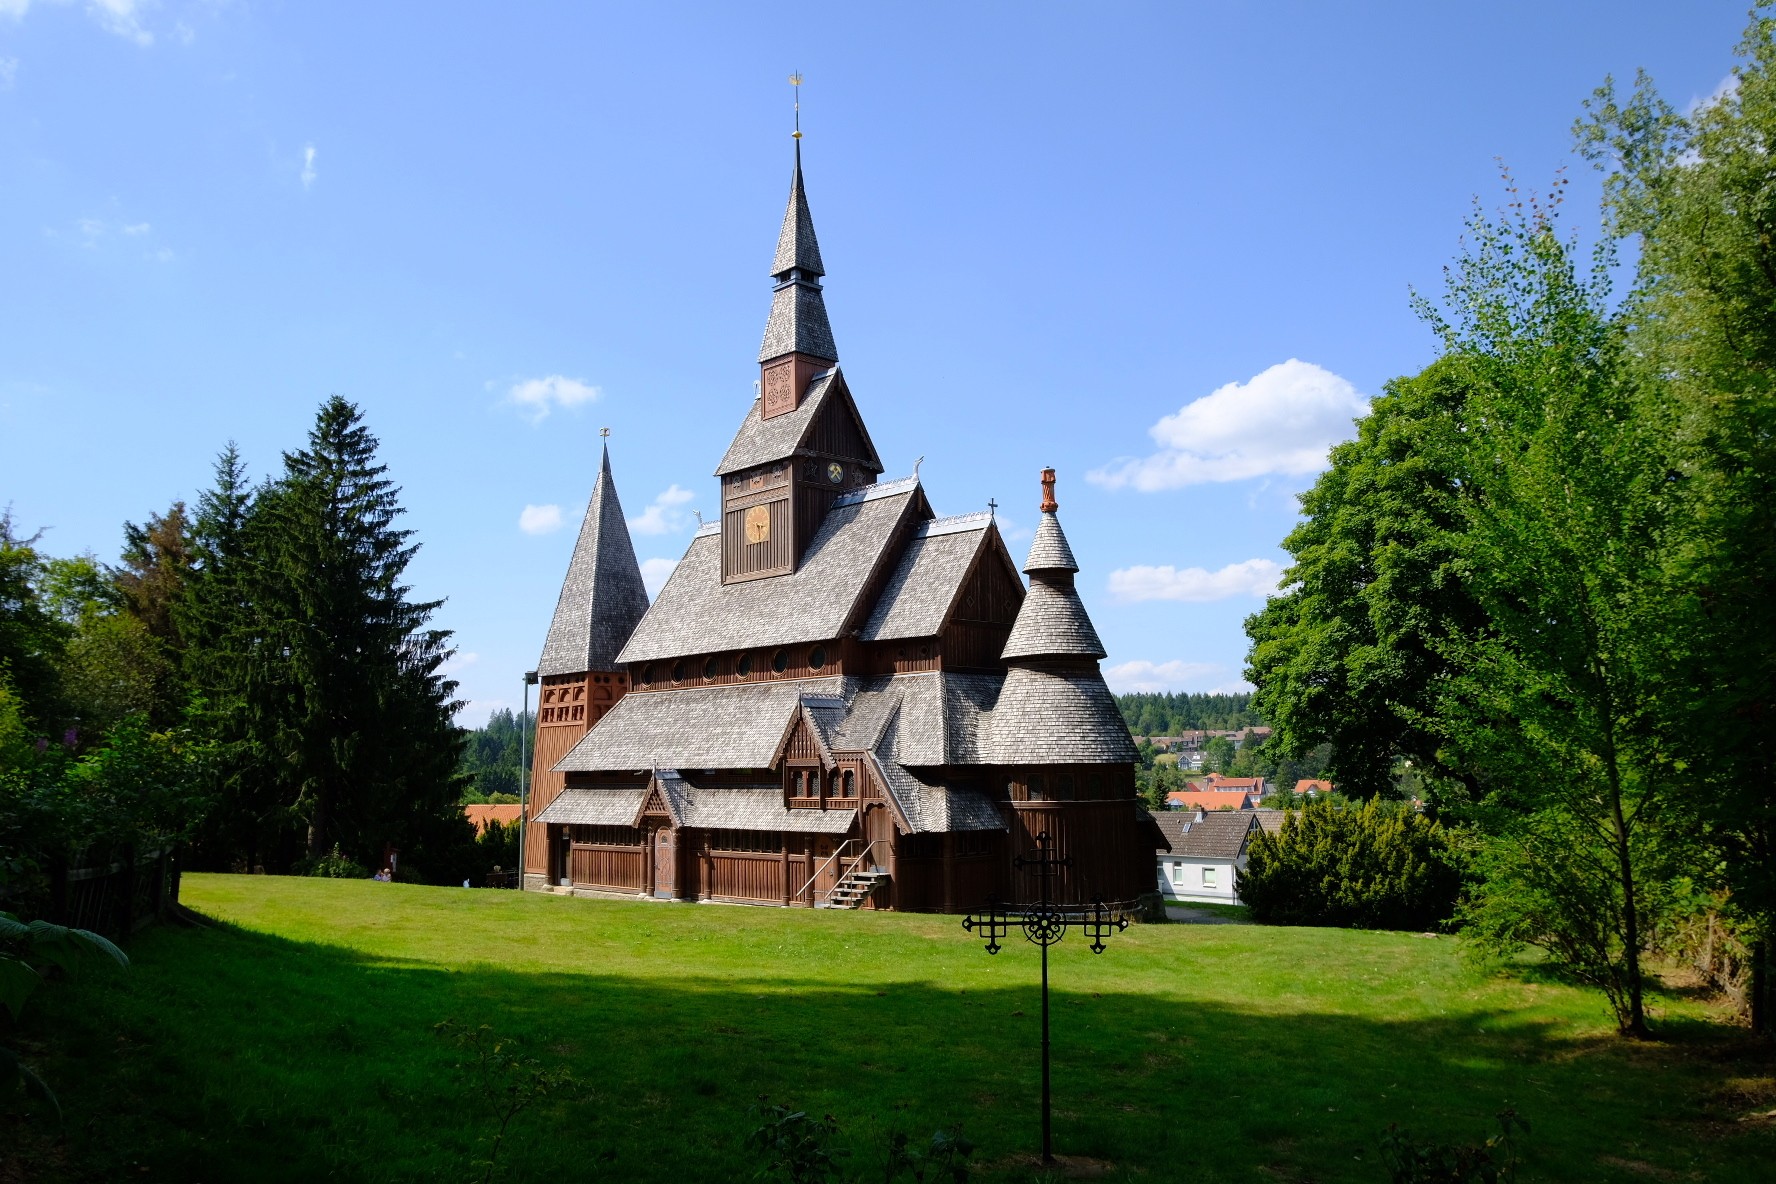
top-left (5, 874), bottom-right (1772, 1182)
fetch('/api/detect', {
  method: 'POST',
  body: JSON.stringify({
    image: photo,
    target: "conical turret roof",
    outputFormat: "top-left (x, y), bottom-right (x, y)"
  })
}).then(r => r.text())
top-left (537, 445), bottom-right (651, 676)
top-left (1001, 571), bottom-right (1106, 660)
top-left (1023, 512), bottom-right (1079, 574)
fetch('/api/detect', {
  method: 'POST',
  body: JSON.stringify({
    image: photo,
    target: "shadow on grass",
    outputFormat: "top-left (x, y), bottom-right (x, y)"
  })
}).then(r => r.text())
top-left (6, 914), bottom-right (1772, 1184)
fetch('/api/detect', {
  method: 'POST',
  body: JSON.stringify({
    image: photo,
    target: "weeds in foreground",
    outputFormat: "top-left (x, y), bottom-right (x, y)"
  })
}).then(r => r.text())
top-left (1379, 1108), bottom-right (1529, 1183)
top-left (747, 1099), bottom-right (976, 1184)
top-left (433, 1020), bottom-right (595, 1184)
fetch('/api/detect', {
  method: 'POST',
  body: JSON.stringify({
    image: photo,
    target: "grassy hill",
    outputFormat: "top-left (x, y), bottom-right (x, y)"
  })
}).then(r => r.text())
top-left (9, 875), bottom-right (1772, 1182)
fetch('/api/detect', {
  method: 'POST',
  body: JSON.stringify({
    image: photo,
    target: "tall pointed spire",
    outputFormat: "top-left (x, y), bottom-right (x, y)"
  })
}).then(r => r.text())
top-left (759, 141), bottom-right (838, 368)
top-left (537, 441), bottom-right (651, 676)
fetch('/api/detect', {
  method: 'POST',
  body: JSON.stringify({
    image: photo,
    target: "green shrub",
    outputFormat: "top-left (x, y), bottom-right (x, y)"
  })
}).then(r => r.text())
top-left (305, 845), bottom-right (368, 879)
top-left (1238, 798), bottom-right (1462, 930)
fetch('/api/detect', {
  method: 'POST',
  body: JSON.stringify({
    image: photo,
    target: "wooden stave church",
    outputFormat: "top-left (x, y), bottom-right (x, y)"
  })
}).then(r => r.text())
top-left (522, 146), bottom-right (1158, 912)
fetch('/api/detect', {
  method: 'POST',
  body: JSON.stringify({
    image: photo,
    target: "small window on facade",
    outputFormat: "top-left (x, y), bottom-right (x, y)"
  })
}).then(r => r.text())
top-left (1028, 774), bottom-right (1046, 802)
top-left (841, 770), bottom-right (855, 798)
top-left (1087, 773), bottom-right (1104, 798)
top-left (704, 656), bottom-right (720, 680)
top-left (639, 664), bottom-right (654, 687)
top-left (809, 645), bottom-right (827, 671)
top-left (737, 653), bottom-right (754, 677)
top-left (671, 660), bottom-right (685, 684)
top-left (1171, 864), bottom-right (1186, 886)
top-left (772, 649), bottom-right (789, 674)
top-left (1202, 867), bottom-right (1217, 887)
top-left (1055, 774), bottom-right (1076, 800)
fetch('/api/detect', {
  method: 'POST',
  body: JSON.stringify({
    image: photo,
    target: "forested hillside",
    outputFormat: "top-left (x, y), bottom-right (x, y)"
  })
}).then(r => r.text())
top-left (1115, 691), bottom-right (1258, 736)
top-left (458, 709), bottom-right (535, 803)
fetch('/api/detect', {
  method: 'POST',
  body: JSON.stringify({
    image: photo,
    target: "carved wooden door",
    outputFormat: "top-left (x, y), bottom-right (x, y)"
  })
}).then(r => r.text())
top-left (653, 826), bottom-right (676, 899)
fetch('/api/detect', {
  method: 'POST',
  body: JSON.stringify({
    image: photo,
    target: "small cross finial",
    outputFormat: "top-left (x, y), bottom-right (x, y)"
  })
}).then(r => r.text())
top-left (789, 72), bottom-right (803, 140)
top-left (600, 426), bottom-right (611, 439)
top-left (988, 497), bottom-right (998, 519)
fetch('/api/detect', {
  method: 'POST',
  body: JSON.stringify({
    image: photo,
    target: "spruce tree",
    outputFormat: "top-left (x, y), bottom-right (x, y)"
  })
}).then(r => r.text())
top-left (256, 398), bottom-right (464, 865)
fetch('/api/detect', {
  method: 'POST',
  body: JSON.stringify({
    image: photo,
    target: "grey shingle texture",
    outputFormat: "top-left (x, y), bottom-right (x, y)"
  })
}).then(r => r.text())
top-left (553, 678), bottom-right (845, 772)
top-left (771, 148), bottom-right (825, 277)
top-left (536, 446), bottom-right (652, 676)
top-left (759, 279), bottom-right (838, 364)
top-left (860, 516), bottom-right (996, 641)
top-left (715, 369), bottom-right (883, 477)
top-left (533, 787), bottom-right (648, 825)
top-left (616, 484), bottom-right (922, 662)
top-left (979, 665), bottom-right (1138, 764)
top-left (1000, 576), bottom-right (1106, 660)
top-left (1024, 512), bottom-right (1079, 573)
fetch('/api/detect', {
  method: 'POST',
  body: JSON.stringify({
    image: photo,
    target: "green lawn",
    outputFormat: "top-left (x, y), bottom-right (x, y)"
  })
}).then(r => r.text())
top-left (8, 874), bottom-right (1773, 1182)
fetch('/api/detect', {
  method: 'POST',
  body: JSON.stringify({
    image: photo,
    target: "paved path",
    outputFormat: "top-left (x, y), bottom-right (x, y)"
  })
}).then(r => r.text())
top-left (1165, 904), bottom-right (1245, 924)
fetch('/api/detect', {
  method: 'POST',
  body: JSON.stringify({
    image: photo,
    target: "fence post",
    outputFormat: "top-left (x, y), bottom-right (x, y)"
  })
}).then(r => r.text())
top-left (117, 846), bottom-right (137, 937)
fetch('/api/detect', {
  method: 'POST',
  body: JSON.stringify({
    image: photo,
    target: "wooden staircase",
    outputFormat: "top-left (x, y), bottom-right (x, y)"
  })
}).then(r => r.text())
top-left (822, 869), bottom-right (890, 909)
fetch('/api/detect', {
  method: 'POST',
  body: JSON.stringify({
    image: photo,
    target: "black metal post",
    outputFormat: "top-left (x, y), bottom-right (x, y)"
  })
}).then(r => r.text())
top-left (1040, 928), bottom-right (1052, 1165)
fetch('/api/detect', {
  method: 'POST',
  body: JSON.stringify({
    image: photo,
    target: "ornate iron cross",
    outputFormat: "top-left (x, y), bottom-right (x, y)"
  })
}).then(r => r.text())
top-left (961, 831), bottom-right (1129, 1165)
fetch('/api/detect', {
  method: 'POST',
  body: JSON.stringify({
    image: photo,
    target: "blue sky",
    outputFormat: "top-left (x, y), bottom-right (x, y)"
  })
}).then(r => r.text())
top-left (0, 1), bottom-right (1747, 723)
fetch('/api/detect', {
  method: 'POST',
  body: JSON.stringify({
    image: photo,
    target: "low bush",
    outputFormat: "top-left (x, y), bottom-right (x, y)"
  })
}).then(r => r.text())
top-left (1238, 798), bottom-right (1462, 930)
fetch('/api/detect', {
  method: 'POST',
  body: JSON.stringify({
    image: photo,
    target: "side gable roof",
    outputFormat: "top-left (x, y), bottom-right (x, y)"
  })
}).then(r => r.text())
top-left (860, 513), bottom-right (1012, 642)
top-left (553, 677), bottom-right (845, 772)
top-left (617, 481), bottom-right (926, 663)
top-left (715, 368), bottom-right (883, 477)
top-left (1166, 811), bottom-right (1259, 860)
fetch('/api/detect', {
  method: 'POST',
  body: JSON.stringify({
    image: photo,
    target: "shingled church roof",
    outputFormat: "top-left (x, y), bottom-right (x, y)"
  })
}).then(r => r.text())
top-left (714, 367), bottom-right (883, 477)
top-left (616, 479), bottom-right (927, 663)
top-left (536, 445), bottom-right (651, 676)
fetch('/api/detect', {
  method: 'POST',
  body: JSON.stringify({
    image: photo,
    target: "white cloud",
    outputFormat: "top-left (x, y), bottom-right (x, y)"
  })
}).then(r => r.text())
top-left (1107, 558), bottom-right (1283, 603)
top-left (438, 651), bottom-right (479, 678)
top-left (993, 514), bottom-right (1034, 544)
top-left (146, 246), bottom-right (173, 263)
top-left (0, 0), bottom-right (153, 44)
top-left (1689, 73), bottom-right (1739, 116)
top-left (300, 143), bottom-right (316, 189)
top-left (0, 58), bottom-right (17, 89)
top-left (121, 221), bottom-right (150, 235)
top-left (1103, 659), bottom-right (1224, 694)
top-left (1088, 359), bottom-right (1367, 491)
top-left (90, 0), bottom-right (154, 46)
top-left (76, 217), bottom-right (105, 244)
top-left (505, 374), bottom-right (600, 423)
top-left (640, 557), bottom-right (677, 598)
top-left (628, 484), bottom-right (696, 535)
top-left (518, 504), bottom-right (564, 535)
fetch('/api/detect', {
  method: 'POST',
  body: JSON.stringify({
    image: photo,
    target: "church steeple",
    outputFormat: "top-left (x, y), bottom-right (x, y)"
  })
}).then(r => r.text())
top-left (759, 142), bottom-right (838, 418)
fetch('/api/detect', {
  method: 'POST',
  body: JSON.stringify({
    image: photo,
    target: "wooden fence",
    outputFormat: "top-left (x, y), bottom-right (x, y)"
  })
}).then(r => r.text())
top-left (48, 846), bottom-right (181, 938)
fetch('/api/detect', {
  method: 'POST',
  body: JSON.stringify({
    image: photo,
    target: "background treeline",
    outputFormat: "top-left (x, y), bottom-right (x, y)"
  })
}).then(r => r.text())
top-left (458, 708), bottom-right (534, 804)
top-left (1244, 10), bottom-right (1776, 1036)
top-left (1115, 691), bottom-right (1258, 736)
top-left (1, 397), bottom-right (490, 915)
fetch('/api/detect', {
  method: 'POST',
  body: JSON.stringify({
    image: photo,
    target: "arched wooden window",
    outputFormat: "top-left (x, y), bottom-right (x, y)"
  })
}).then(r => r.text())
top-left (841, 770), bottom-right (855, 798)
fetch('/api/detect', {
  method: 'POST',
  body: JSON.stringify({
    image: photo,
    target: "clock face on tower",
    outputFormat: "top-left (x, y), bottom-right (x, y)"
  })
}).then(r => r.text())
top-left (744, 504), bottom-right (771, 544)
top-left (827, 462), bottom-right (844, 485)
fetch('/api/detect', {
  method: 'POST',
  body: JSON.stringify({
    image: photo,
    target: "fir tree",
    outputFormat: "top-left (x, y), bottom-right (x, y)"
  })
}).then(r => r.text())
top-left (255, 398), bottom-right (465, 864)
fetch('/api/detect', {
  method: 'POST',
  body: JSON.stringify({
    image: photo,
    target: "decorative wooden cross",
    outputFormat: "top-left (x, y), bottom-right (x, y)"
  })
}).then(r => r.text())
top-left (962, 831), bottom-right (1129, 1165)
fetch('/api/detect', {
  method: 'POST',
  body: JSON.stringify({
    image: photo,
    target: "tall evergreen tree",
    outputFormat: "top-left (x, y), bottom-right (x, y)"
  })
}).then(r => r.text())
top-left (255, 398), bottom-right (465, 864)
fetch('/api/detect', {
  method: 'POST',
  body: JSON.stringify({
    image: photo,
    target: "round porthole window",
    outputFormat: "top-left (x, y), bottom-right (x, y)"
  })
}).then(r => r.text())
top-left (772, 649), bottom-right (789, 674)
top-left (737, 653), bottom-right (754, 677)
top-left (671, 660), bottom-right (685, 684)
top-left (639, 664), bottom-right (654, 687)
top-left (703, 656), bottom-right (720, 680)
top-left (809, 645), bottom-right (827, 671)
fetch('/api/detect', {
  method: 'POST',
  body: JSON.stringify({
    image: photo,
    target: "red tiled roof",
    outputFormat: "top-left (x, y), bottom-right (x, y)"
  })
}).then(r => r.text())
top-left (1295, 779), bottom-right (1335, 794)
top-left (464, 804), bottom-right (523, 833)
top-left (1165, 790), bottom-right (1252, 811)
top-left (1204, 774), bottom-right (1264, 790)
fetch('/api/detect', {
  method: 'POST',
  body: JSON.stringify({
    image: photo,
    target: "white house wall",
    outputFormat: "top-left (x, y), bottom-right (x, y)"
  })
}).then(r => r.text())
top-left (1155, 854), bottom-right (1246, 904)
